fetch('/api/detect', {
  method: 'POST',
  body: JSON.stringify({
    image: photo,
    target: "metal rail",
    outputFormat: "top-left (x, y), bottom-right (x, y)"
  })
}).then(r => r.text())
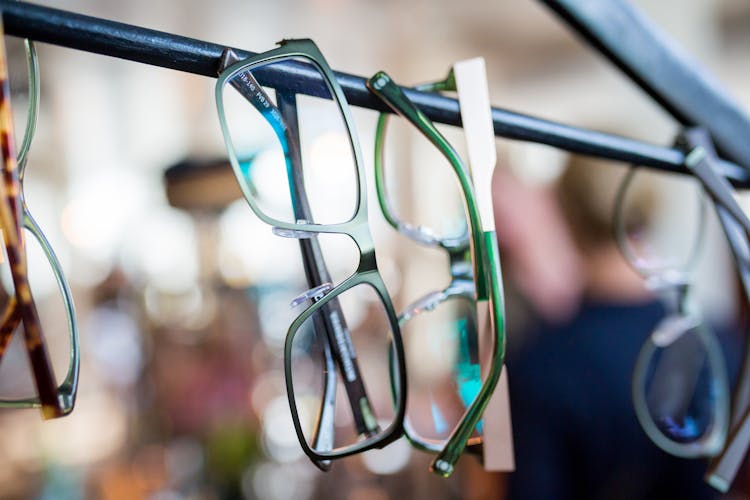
top-left (1, 0), bottom-right (748, 184)
top-left (543, 0), bottom-right (750, 173)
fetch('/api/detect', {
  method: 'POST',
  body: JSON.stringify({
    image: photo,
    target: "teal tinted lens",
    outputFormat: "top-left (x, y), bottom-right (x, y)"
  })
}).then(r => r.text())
top-left (401, 295), bottom-right (480, 443)
top-left (220, 57), bottom-right (359, 225)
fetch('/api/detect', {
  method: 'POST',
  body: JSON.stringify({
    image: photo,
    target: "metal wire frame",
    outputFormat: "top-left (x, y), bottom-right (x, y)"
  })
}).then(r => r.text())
top-left (0, 0), bottom-right (748, 185)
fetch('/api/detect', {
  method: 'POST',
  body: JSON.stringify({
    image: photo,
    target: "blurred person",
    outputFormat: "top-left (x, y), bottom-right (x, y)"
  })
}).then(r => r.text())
top-left (497, 156), bottom-right (739, 500)
top-left (492, 168), bottom-right (584, 327)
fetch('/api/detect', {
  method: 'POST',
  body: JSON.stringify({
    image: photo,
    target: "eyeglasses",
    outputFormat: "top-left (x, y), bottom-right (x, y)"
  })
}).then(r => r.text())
top-left (613, 149), bottom-right (730, 458)
top-left (215, 39), bottom-right (406, 465)
top-left (367, 69), bottom-right (506, 477)
top-left (673, 128), bottom-right (750, 491)
top-left (0, 24), bottom-right (79, 418)
top-left (372, 68), bottom-right (482, 458)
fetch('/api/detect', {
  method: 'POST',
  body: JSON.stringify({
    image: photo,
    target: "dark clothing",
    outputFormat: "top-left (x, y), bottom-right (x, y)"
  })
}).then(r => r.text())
top-left (506, 298), bottom-right (733, 500)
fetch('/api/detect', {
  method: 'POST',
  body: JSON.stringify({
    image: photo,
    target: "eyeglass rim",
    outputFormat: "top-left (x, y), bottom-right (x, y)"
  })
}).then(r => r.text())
top-left (215, 39), bottom-right (369, 236)
top-left (284, 271), bottom-right (407, 461)
top-left (631, 320), bottom-right (729, 457)
top-left (395, 289), bottom-right (484, 455)
top-left (0, 34), bottom-right (78, 417)
top-left (613, 165), bottom-right (708, 280)
top-left (373, 109), bottom-right (471, 250)
top-left (0, 212), bottom-right (80, 414)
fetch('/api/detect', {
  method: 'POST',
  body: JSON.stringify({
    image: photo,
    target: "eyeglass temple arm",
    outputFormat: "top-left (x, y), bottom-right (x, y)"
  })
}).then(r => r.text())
top-left (679, 128), bottom-right (750, 396)
top-left (310, 325), bottom-right (336, 471)
top-left (0, 37), bottom-right (35, 356)
top-left (367, 72), bottom-right (488, 299)
top-left (679, 129), bottom-right (750, 237)
top-left (368, 71), bottom-right (504, 475)
top-left (0, 38), bottom-right (36, 358)
top-left (0, 296), bottom-right (21, 362)
top-left (706, 208), bottom-right (750, 491)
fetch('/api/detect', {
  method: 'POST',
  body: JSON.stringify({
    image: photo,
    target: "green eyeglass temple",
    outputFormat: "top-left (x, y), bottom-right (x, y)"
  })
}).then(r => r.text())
top-left (367, 71), bottom-right (506, 476)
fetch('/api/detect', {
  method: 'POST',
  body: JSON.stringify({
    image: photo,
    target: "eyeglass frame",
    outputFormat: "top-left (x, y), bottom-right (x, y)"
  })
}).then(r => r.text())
top-left (0, 32), bottom-right (79, 418)
top-left (612, 146), bottom-right (730, 458)
top-left (366, 70), bottom-right (506, 476)
top-left (673, 128), bottom-right (750, 491)
top-left (373, 70), bottom-right (484, 456)
top-left (214, 38), bottom-right (407, 462)
top-left (218, 47), bottom-right (386, 471)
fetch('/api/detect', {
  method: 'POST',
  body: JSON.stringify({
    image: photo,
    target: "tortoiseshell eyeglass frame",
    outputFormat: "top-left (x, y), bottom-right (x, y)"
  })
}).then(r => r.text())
top-left (0, 23), bottom-right (79, 419)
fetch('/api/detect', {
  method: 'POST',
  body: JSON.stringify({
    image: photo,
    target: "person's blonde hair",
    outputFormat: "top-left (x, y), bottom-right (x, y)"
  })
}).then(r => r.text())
top-left (556, 156), bottom-right (655, 252)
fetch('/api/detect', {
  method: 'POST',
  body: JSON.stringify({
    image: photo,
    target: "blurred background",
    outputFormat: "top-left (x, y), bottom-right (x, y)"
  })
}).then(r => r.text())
top-left (1, 0), bottom-right (750, 498)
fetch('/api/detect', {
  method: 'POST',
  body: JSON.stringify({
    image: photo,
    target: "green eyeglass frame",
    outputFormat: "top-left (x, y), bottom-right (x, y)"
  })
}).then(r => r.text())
top-left (367, 70), bottom-right (506, 477)
top-left (215, 39), bottom-right (407, 463)
top-left (374, 69), bottom-right (484, 457)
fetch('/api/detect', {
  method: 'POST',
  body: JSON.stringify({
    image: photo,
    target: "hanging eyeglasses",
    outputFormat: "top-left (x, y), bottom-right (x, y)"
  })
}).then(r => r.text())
top-left (0, 23), bottom-right (79, 418)
top-left (672, 128), bottom-right (750, 492)
top-left (215, 39), bottom-right (407, 467)
top-left (367, 70), bottom-right (506, 477)
top-left (613, 154), bottom-right (729, 458)
top-left (372, 67), bottom-right (483, 457)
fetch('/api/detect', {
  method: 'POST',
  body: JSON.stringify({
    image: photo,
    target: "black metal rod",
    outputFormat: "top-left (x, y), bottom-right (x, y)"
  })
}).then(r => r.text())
top-left (541, 0), bottom-right (750, 174)
top-left (1, 0), bottom-right (748, 185)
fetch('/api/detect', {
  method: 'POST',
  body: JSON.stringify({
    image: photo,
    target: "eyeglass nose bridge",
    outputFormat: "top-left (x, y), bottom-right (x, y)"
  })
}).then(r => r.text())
top-left (650, 313), bottom-right (702, 347)
top-left (289, 282), bottom-right (334, 308)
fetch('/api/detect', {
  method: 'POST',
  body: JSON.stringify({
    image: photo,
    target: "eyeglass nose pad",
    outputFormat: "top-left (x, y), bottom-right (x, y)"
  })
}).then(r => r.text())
top-left (272, 219), bottom-right (316, 239)
top-left (289, 282), bottom-right (334, 309)
top-left (645, 270), bottom-right (695, 314)
top-left (397, 222), bottom-right (441, 247)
